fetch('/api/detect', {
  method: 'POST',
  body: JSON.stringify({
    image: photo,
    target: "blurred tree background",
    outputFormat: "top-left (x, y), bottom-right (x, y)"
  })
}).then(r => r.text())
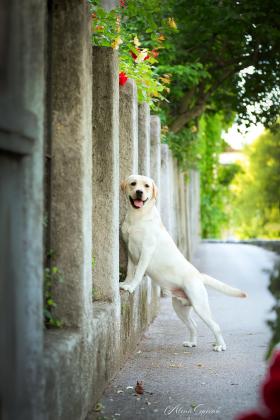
top-left (231, 129), bottom-right (280, 239)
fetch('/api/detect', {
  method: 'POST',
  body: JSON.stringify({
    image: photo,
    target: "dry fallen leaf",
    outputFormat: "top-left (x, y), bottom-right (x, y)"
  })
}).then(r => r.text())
top-left (135, 380), bottom-right (144, 394)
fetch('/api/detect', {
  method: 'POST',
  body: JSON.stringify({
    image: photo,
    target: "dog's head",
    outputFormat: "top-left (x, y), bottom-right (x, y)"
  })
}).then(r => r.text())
top-left (121, 174), bottom-right (158, 210)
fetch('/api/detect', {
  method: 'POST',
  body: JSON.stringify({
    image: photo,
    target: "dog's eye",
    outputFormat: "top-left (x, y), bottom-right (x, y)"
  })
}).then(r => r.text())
top-left (130, 182), bottom-right (136, 186)
top-left (145, 184), bottom-right (150, 188)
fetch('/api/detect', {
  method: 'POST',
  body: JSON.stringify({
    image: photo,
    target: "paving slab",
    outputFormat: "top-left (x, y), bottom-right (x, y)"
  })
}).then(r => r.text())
top-left (90, 243), bottom-right (278, 420)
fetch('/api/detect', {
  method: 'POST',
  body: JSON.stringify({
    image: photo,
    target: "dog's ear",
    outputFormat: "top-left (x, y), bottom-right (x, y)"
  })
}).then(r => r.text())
top-left (120, 179), bottom-right (128, 193)
top-left (152, 181), bottom-right (158, 200)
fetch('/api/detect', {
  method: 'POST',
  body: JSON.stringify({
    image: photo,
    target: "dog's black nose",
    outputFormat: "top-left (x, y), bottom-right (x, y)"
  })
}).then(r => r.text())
top-left (136, 190), bottom-right (143, 198)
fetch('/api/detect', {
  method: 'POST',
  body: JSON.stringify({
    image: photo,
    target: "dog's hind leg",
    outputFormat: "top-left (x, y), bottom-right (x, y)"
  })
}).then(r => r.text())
top-left (172, 297), bottom-right (198, 347)
top-left (189, 284), bottom-right (226, 352)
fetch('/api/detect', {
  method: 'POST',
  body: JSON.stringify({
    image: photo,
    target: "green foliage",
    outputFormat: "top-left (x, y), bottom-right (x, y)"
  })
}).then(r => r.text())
top-left (159, 0), bottom-right (280, 132)
top-left (231, 129), bottom-right (280, 239)
top-left (197, 114), bottom-right (232, 238)
top-left (165, 125), bottom-right (200, 171)
top-left (44, 264), bottom-right (63, 328)
top-left (89, 0), bottom-right (177, 106)
top-left (165, 113), bottom-right (238, 238)
top-left (218, 163), bottom-right (241, 186)
top-left (157, 63), bottom-right (209, 101)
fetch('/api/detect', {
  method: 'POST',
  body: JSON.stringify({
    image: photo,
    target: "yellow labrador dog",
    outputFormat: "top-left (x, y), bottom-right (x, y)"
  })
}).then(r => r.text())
top-left (120, 174), bottom-right (247, 352)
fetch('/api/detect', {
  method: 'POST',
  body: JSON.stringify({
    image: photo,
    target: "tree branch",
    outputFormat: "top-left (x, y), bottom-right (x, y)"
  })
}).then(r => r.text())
top-left (169, 67), bottom-right (238, 133)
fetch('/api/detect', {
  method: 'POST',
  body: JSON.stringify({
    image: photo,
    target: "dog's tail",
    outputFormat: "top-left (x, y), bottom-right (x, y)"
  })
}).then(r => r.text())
top-left (201, 273), bottom-right (247, 298)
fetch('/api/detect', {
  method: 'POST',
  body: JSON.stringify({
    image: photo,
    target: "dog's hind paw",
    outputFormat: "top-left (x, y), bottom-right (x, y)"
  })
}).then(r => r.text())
top-left (183, 341), bottom-right (197, 348)
top-left (212, 343), bottom-right (226, 352)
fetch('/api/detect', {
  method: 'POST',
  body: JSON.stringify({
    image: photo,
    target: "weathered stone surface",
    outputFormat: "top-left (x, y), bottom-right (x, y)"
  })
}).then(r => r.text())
top-left (150, 115), bottom-right (161, 209)
top-left (119, 79), bottom-right (138, 272)
top-left (138, 102), bottom-right (150, 176)
top-left (191, 169), bottom-right (201, 258)
top-left (0, 2), bottom-right (45, 419)
top-left (92, 46), bottom-right (120, 304)
top-left (178, 172), bottom-right (188, 258)
top-left (119, 79), bottom-right (138, 212)
top-left (49, 0), bottom-right (93, 328)
top-left (149, 115), bottom-right (162, 301)
top-left (160, 144), bottom-right (172, 233)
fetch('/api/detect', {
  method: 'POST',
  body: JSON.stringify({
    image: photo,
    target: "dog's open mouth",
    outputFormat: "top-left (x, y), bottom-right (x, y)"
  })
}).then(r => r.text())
top-left (129, 196), bottom-right (148, 209)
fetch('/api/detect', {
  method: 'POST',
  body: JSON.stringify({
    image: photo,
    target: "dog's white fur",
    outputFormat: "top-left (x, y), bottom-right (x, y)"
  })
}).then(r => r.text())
top-left (120, 174), bottom-right (247, 352)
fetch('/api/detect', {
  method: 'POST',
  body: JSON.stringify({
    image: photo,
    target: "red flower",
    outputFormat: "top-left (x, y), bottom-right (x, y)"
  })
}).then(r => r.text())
top-left (269, 351), bottom-right (280, 377)
top-left (130, 50), bottom-right (137, 60)
top-left (262, 372), bottom-right (280, 415)
top-left (119, 72), bottom-right (128, 86)
top-left (119, 0), bottom-right (126, 7)
top-left (236, 351), bottom-right (280, 420)
top-left (236, 410), bottom-right (266, 420)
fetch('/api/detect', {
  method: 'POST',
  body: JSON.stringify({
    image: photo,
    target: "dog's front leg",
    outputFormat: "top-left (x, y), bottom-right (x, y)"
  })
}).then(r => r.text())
top-left (120, 242), bottom-right (155, 294)
top-left (121, 255), bottom-right (135, 285)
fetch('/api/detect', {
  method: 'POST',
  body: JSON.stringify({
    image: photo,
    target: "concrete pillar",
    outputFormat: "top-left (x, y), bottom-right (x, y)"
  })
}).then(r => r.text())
top-left (178, 173), bottom-right (188, 257)
top-left (150, 116), bottom-right (161, 209)
top-left (185, 178), bottom-right (192, 261)
top-left (168, 156), bottom-right (177, 242)
top-left (160, 144), bottom-right (172, 233)
top-left (172, 159), bottom-right (180, 246)
top-left (92, 47), bottom-right (120, 303)
top-left (50, 0), bottom-right (93, 328)
top-left (195, 170), bottom-right (201, 246)
top-left (190, 170), bottom-right (195, 258)
top-left (138, 103), bottom-right (150, 176)
top-left (149, 115), bottom-right (162, 297)
top-left (188, 169), bottom-right (200, 258)
top-left (0, 1), bottom-right (45, 418)
top-left (119, 79), bottom-right (138, 273)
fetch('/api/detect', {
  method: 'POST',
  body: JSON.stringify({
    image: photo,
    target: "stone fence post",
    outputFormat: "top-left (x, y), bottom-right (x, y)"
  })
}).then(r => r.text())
top-left (150, 116), bottom-right (161, 209)
top-left (92, 47), bottom-right (120, 303)
top-left (160, 144), bottom-right (172, 233)
top-left (119, 79), bottom-right (138, 274)
top-left (50, 0), bottom-right (93, 328)
top-left (138, 103), bottom-right (150, 176)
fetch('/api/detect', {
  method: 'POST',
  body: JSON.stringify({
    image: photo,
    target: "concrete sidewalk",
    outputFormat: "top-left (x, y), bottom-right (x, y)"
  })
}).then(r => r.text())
top-left (90, 243), bottom-right (278, 420)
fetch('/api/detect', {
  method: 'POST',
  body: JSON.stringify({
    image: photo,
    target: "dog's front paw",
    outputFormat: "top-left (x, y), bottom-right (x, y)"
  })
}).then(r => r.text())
top-left (212, 343), bottom-right (226, 352)
top-left (120, 283), bottom-right (135, 294)
top-left (183, 341), bottom-right (197, 348)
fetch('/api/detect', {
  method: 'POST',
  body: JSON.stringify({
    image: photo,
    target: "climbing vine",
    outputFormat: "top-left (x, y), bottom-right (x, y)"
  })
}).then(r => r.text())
top-left (164, 113), bottom-right (239, 238)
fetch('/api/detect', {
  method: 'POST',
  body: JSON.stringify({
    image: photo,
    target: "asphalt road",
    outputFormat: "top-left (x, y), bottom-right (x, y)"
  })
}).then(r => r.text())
top-left (91, 243), bottom-right (279, 420)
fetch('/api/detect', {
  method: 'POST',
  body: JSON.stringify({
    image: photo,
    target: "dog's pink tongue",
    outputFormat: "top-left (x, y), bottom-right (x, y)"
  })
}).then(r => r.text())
top-left (134, 199), bottom-right (143, 208)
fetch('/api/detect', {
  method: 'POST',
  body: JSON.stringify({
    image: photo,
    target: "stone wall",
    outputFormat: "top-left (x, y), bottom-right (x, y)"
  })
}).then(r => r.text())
top-left (1, 3), bottom-right (200, 419)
